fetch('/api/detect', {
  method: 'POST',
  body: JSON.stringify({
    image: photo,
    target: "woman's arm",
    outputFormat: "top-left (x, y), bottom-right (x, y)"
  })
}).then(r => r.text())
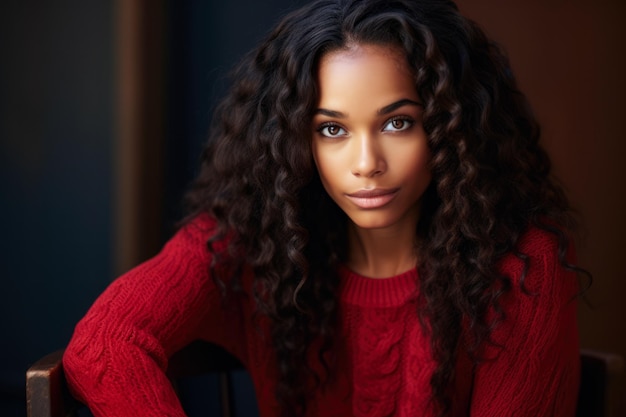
top-left (63, 215), bottom-right (226, 416)
top-left (470, 228), bottom-right (581, 417)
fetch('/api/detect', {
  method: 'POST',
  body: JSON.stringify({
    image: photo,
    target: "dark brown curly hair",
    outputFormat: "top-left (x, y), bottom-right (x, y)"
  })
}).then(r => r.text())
top-left (184, 0), bottom-right (588, 415)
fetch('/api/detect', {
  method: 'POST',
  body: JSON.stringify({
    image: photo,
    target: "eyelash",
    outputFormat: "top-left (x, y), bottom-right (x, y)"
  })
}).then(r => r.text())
top-left (316, 116), bottom-right (415, 138)
top-left (384, 116), bottom-right (414, 132)
top-left (316, 122), bottom-right (347, 138)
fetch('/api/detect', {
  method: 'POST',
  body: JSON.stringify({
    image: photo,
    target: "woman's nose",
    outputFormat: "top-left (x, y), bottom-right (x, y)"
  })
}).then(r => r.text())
top-left (351, 134), bottom-right (386, 178)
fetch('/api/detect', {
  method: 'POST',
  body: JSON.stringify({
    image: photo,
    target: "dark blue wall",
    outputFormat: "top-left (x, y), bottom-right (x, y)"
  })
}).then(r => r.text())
top-left (0, 1), bottom-right (114, 415)
top-left (163, 0), bottom-right (310, 228)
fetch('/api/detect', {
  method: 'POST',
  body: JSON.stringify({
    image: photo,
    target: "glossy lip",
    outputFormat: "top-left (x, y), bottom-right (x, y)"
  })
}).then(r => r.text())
top-left (345, 188), bottom-right (400, 209)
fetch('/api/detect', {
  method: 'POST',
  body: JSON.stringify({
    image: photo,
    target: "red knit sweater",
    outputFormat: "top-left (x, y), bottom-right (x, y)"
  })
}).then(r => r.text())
top-left (63, 215), bottom-right (580, 416)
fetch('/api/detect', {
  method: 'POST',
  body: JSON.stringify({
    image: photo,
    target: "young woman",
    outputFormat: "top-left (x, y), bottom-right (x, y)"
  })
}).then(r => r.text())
top-left (63, 0), bottom-right (585, 416)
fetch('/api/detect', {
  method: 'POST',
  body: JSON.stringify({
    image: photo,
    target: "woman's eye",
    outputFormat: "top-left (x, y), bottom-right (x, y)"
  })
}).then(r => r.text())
top-left (319, 124), bottom-right (347, 137)
top-left (383, 117), bottom-right (413, 132)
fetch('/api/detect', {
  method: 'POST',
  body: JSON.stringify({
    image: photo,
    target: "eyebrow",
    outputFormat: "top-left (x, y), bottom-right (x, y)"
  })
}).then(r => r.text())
top-left (314, 98), bottom-right (422, 118)
top-left (378, 99), bottom-right (422, 115)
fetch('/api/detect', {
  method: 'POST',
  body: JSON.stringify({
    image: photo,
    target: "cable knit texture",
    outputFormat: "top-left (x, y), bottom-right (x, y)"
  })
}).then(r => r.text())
top-left (63, 214), bottom-right (580, 416)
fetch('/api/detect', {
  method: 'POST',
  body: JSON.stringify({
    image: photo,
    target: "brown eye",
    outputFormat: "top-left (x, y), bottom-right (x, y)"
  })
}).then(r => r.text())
top-left (383, 117), bottom-right (413, 132)
top-left (319, 123), bottom-right (347, 138)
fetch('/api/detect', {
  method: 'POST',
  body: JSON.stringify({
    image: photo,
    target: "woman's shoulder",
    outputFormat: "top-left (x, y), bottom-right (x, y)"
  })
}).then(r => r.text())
top-left (501, 224), bottom-right (564, 266)
top-left (176, 212), bottom-right (219, 240)
top-left (165, 213), bottom-right (225, 256)
top-left (498, 224), bottom-right (576, 295)
top-left (516, 224), bottom-right (562, 256)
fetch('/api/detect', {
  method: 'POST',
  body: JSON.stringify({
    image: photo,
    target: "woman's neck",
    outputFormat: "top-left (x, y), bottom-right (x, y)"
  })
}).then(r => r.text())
top-left (346, 221), bottom-right (418, 279)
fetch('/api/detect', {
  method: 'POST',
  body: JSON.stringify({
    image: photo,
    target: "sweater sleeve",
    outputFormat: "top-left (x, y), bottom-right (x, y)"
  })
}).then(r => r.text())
top-left (470, 229), bottom-right (581, 417)
top-left (63, 215), bottom-right (224, 417)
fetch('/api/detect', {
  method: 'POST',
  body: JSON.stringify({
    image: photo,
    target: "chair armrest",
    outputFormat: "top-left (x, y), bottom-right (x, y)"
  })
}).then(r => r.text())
top-left (26, 349), bottom-right (80, 417)
top-left (578, 349), bottom-right (625, 417)
top-left (26, 341), bottom-right (244, 417)
top-left (580, 349), bottom-right (625, 377)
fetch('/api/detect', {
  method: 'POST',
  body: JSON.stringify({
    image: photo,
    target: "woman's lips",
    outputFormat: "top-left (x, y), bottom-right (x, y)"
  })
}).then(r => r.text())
top-left (346, 188), bottom-right (399, 209)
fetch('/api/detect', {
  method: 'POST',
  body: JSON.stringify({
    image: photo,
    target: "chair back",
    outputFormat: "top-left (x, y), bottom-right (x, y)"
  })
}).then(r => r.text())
top-left (577, 349), bottom-right (624, 417)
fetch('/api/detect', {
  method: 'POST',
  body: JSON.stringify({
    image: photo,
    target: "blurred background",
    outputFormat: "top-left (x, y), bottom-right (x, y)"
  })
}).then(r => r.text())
top-left (1, 0), bottom-right (624, 415)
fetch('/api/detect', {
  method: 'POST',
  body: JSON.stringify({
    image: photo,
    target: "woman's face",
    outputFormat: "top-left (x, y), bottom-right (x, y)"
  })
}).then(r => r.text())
top-left (311, 43), bottom-right (431, 231)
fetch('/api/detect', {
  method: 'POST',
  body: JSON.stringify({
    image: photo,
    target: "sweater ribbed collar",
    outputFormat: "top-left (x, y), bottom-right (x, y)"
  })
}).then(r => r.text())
top-left (338, 265), bottom-right (418, 308)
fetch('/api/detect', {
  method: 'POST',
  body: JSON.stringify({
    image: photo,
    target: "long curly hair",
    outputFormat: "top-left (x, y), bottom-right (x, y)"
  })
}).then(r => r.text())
top-left (184, 0), bottom-right (587, 415)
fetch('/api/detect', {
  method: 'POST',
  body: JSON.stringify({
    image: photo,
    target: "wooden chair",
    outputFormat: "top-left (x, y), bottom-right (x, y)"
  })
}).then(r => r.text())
top-left (577, 349), bottom-right (624, 417)
top-left (26, 346), bottom-right (624, 417)
top-left (26, 340), bottom-right (243, 417)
